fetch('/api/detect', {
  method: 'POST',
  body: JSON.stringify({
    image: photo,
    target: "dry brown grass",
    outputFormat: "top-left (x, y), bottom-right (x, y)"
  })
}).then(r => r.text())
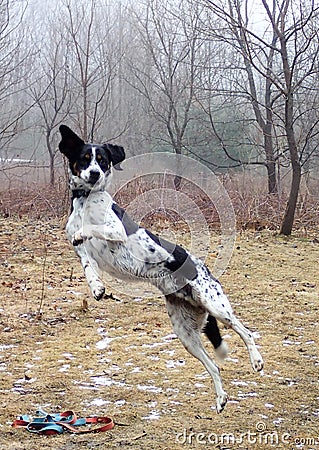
top-left (1, 216), bottom-right (319, 449)
top-left (1, 169), bottom-right (319, 234)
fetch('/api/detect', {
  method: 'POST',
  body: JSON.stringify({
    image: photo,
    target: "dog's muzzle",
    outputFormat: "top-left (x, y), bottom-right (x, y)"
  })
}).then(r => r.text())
top-left (88, 170), bottom-right (100, 185)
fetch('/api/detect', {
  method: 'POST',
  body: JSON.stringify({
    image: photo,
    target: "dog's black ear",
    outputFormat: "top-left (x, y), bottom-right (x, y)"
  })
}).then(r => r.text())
top-left (104, 143), bottom-right (125, 170)
top-left (59, 125), bottom-right (84, 159)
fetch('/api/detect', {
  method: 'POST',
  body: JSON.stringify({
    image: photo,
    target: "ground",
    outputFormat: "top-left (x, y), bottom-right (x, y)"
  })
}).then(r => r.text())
top-left (0, 217), bottom-right (318, 450)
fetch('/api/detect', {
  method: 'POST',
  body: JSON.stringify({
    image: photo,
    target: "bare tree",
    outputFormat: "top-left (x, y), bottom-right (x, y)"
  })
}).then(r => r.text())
top-left (263, 0), bottom-right (319, 235)
top-left (23, 0), bottom-right (130, 183)
top-left (29, 29), bottom-right (72, 186)
top-left (61, 0), bottom-right (125, 142)
top-left (204, 0), bottom-right (319, 234)
top-left (225, 1), bottom-right (279, 194)
top-left (200, 1), bottom-right (283, 194)
top-left (0, 0), bottom-right (30, 154)
top-left (127, 0), bottom-right (204, 168)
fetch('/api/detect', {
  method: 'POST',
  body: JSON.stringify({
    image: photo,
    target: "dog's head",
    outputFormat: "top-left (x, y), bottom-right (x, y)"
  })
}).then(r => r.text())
top-left (59, 125), bottom-right (125, 191)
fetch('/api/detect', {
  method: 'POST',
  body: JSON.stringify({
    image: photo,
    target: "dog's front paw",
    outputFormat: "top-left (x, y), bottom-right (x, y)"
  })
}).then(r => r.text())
top-left (92, 284), bottom-right (105, 301)
top-left (72, 230), bottom-right (86, 246)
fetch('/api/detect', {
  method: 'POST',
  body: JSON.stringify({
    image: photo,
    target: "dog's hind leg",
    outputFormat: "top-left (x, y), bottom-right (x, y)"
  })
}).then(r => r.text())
top-left (201, 293), bottom-right (263, 372)
top-left (203, 315), bottom-right (228, 362)
top-left (204, 296), bottom-right (263, 372)
top-left (165, 294), bottom-right (228, 413)
top-left (189, 270), bottom-right (263, 373)
top-left (204, 305), bottom-right (263, 372)
top-left (223, 314), bottom-right (263, 372)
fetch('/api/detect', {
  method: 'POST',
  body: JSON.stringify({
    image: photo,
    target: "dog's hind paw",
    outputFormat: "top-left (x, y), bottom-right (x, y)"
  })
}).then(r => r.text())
top-left (216, 391), bottom-right (228, 414)
top-left (253, 357), bottom-right (264, 372)
top-left (250, 350), bottom-right (264, 372)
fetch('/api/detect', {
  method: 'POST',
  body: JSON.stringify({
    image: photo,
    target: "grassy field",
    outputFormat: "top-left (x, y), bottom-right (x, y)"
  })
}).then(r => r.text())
top-left (0, 217), bottom-right (318, 449)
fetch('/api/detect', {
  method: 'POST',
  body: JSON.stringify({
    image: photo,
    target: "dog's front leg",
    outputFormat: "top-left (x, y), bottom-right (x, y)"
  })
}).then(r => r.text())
top-left (72, 224), bottom-right (127, 246)
top-left (83, 260), bottom-right (105, 301)
top-left (75, 247), bottom-right (105, 300)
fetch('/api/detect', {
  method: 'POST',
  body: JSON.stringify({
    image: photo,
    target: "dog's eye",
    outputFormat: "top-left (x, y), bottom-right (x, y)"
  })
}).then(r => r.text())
top-left (84, 154), bottom-right (91, 161)
top-left (96, 154), bottom-right (102, 162)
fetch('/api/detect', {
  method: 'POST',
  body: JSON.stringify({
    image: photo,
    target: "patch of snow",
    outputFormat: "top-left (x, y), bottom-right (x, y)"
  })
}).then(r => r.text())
top-left (166, 360), bottom-right (185, 369)
top-left (142, 410), bottom-right (161, 420)
top-left (96, 337), bottom-right (114, 350)
top-left (137, 384), bottom-right (162, 394)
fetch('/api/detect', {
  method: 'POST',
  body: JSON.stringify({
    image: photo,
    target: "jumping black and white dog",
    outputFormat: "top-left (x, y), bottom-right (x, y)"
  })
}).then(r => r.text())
top-left (59, 125), bottom-right (263, 413)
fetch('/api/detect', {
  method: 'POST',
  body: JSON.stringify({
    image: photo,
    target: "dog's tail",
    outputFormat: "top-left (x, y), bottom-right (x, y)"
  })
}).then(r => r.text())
top-left (203, 315), bottom-right (228, 362)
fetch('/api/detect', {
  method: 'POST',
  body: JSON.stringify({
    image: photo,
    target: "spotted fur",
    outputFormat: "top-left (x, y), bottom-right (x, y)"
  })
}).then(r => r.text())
top-left (59, 125), bottom-right (264, 413)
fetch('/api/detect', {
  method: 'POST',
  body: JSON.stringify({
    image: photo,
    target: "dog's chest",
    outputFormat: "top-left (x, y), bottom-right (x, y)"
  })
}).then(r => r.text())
top-left (66, 198), bottom-right (84, 241)
top-left (66, 196), bottom-right (130, 276)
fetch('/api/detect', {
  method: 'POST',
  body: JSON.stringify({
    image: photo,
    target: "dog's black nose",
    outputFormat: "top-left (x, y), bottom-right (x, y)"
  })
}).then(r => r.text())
top-left (89, 170), bottom-right (100, 184)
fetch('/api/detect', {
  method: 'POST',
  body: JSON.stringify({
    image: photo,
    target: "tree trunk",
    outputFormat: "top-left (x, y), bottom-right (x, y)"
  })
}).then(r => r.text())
top-left (49, 153), bottom-right (55, 187)
top-left (279, 25), bottom-right (301, 236)
top-left (280, 163), bottom-right (301, 235)
top-left (46, 132), bottom-right (55, 187)
top-left (264, 71), bottom-right (277, 194)
top-left (266, 161), bottom-right (277, 194)
top-left (264, 121), bottom-right (277, 194)
top-left (280, 92), bottom-right (301, 235)
top-left (173, 144), bottom-right (182, 190)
